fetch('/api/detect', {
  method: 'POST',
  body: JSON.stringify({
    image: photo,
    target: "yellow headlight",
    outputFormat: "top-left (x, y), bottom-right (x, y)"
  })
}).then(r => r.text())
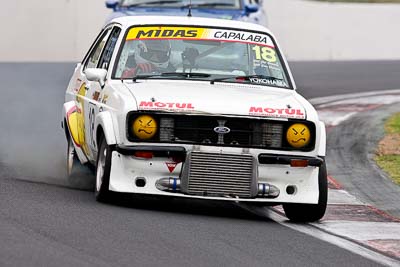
top-left (286, 123), bottom-right (311, 148)
top-left (132, 115), bottom-right (157, 140)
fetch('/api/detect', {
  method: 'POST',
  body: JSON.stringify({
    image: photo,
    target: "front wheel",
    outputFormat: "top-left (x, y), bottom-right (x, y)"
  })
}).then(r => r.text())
top-left (95, 136), bottom-right (114, 202)
top-left (283, 162), bottom-right (328, 222)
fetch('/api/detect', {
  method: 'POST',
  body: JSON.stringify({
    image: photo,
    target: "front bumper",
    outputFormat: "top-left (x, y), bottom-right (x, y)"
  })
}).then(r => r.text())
top-left (109, 145), bottom-right (322, 204)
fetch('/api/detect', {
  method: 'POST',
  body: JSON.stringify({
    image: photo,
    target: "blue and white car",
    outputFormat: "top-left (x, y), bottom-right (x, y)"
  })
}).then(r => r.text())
top-left (105, 0), bottom-right (267, 25)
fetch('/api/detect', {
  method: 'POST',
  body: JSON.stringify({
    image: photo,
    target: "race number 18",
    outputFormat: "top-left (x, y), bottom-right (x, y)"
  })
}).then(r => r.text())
top-left (252, 45), bottom-right (277, 63)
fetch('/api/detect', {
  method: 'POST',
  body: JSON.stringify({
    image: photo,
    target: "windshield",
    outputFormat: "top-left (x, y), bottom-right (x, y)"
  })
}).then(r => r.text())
top-left (114, 26), bottom-right (292, 89)
top-left (121, 0), bottom-right (241, 9)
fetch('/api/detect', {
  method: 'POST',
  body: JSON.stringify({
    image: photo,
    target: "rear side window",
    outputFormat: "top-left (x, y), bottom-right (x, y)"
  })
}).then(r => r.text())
top-left (98, 27), bottom-right (121, 70)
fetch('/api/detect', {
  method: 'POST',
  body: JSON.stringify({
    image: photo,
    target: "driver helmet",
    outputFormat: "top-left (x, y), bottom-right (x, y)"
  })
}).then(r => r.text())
top-left (134, 40), bottom-right (171, 68)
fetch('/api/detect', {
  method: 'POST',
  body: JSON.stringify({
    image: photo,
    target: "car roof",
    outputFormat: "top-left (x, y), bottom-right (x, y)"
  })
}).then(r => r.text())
top-left (110, 15), bottom-right (273, 36)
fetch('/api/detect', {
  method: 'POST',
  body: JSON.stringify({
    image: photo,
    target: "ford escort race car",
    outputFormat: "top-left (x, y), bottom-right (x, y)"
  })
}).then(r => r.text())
top-left (105, 0), bottom-right (267, 26)
top-left (62, 16), bottom-right (327, 222)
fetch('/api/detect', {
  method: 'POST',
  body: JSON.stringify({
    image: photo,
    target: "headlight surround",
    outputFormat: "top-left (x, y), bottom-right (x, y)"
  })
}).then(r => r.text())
top-left (286, 123), bottom-right (311, 148)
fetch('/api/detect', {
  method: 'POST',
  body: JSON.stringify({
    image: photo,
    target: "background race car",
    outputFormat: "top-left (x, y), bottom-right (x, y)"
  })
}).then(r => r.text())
top-left (105, 0), bottom-right (267, 25)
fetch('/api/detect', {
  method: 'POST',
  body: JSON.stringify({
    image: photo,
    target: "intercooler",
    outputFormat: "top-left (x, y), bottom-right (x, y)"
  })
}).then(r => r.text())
top-left (181, 152), bottom-right (257, 198)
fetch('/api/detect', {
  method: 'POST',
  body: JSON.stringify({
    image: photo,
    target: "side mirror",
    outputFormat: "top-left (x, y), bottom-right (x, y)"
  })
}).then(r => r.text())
top-left (245, 4), bottom-right (259, 14)
top-left (105, 0), bottom-right (120, 10)
top-left (85, 68), bottom-right (107, 88)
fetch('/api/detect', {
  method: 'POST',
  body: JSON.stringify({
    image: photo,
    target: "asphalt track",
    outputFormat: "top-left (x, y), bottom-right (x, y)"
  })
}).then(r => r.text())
top-left (1, 62), bottom-right (399, 266)
top-left (290, 60), bottom-right (400, 98)
top-left (327, 104), bottom-right (400, 218)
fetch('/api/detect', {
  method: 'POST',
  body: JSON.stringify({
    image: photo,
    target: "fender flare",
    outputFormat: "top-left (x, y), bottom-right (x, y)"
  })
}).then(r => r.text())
top-left (62, 101), bottom-right (76, 137)
top-left (94, 111), bottom-right (117, 148)
top-left (62, 101), bottom-right (88, 164)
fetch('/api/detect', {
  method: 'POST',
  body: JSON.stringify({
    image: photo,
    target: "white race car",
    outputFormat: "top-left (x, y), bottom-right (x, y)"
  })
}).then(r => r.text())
top-left (62, 15), bottom-right (327, 222)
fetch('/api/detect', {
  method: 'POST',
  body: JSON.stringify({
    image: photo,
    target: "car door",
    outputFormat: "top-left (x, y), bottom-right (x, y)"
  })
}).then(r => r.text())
top-left (72, 27), bottom-right (113, 162)
top-left (82, 26), bottom-right (122, 161)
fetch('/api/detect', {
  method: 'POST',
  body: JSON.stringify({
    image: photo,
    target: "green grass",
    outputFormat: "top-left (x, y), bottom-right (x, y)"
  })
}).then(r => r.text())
top-left (315, 0), bottom-right (400, 3)
top-left (385, 112), bottom-right (400, 134)
top-left (375, 112), bottom-right (400, 185)
top-left (375, 155), bottom-right (400, 185)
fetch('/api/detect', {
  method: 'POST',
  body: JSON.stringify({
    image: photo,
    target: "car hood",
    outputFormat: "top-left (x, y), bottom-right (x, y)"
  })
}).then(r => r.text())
top-left (123, 80), bottom-right (307, 120)
top-left (107, 8), bottom-right (242, 22)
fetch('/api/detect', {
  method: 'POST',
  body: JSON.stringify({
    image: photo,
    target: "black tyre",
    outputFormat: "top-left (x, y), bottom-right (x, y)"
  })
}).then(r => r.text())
top-left (283, 162), bottom-right (328, 222)
top-left (95, 136), bottom-right (114, 202)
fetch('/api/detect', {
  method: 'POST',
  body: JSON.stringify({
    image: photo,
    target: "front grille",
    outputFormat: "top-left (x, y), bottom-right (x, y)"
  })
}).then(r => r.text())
top-left (127, 113), bottom-right (316, 151)
top-left (184, 152), bottom-right (255, 198)
top-left (169, 117), bottom-right (274, 147)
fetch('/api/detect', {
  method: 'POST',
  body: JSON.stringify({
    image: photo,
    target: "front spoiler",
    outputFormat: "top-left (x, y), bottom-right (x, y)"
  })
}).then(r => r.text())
top-left (108, 145), bottom-right (322, 204)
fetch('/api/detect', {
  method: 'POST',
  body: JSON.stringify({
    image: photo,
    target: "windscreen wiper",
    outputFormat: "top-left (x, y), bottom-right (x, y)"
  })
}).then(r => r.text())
top-left (132, 74), bottom-right (162, 82)
top-left (132, 72), bottom-right (210, 82)
top-left (125, 0), bottom-right (182, 7)
top-left (180, 2), bottom-right (235, 8)
top-left (161, 72), bottom-right (211, 78)
top-left (210, 75), bottom-right (283, 84)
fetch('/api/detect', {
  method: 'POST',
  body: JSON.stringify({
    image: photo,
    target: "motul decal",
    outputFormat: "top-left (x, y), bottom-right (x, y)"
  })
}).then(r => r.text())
top-left (249, 107), bottom-right (306, 119)
top-left (166, 162), bottom-right (178, 173)
top-left (139, 101), bottom-right (195, 111)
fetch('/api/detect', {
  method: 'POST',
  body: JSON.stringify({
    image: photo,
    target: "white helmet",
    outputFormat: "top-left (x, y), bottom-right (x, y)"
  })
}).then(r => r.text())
top-left (135, 40), bottom-right (171, 68)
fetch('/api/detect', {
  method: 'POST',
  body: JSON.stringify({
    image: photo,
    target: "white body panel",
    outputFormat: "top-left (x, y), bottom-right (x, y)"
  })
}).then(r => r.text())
top-left (123, 80), bottom-right (306, 119)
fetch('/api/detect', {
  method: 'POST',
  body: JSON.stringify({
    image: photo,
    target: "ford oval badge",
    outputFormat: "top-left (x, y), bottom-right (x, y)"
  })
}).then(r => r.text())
top-left (214, 126), bottom-right (231, 134)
